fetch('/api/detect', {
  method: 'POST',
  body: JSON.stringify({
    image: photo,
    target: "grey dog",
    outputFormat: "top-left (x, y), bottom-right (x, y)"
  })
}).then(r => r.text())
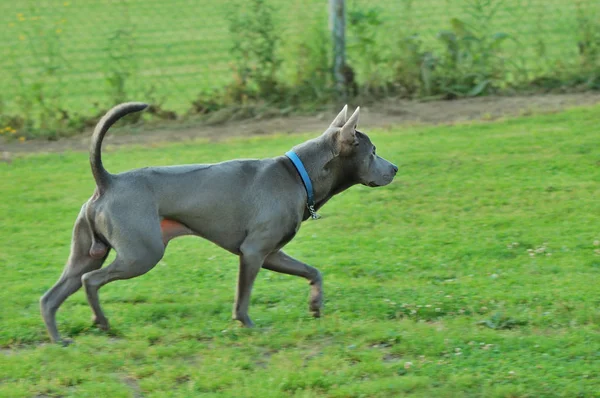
top-left (39, 102), bottom-right (398, 345)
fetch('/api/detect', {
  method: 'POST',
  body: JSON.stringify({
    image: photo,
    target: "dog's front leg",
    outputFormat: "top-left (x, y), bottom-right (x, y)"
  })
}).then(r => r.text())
top-left (233, 246), bottom-right (267, 327)
top-left (263, 250), bottom-right (323, 318)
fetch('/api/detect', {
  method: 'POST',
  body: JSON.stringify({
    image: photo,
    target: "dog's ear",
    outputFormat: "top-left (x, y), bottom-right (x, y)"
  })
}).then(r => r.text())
top-left (329, 104), bottom-right (348, 128)
top-left (333, 106), bottom-right (360, 156)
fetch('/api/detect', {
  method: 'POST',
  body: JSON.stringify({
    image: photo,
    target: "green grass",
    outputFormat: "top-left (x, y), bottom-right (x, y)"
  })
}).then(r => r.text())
top-left (1, 106), bottom-right (600, 397)
top-left (1, 0), bottom-right (598, 115)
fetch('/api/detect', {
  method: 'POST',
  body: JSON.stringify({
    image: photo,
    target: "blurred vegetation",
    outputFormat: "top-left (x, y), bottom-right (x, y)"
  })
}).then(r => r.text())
top-left (1, 0), bottom-right (599, 139)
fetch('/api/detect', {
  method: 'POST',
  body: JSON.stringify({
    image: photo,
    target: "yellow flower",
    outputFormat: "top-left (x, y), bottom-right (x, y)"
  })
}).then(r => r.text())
top-left (17, 13), bottom-right (25, 22)
top-left (19, 136), bottom-right (26, 142)
top-left (63, 1), bottom-right (70, 6)
top-left (31, 16), bottom-right (40, 21)
top-left (19, 34), bottom-right (25, 41)
top-left (8, 22), bottom-right (15, 28)
top-left (11, 129), bottom-right (17, 134)
top-left (56, 28), bottom-right (62, 34)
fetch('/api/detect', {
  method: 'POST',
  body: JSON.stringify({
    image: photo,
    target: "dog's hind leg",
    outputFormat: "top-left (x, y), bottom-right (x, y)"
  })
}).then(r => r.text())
top-left (81, 216), bottom-right (164, 332)
top-left (40, 208), bottom-right (109, 345)
top-left (262, 251), bottom-right (323, 318)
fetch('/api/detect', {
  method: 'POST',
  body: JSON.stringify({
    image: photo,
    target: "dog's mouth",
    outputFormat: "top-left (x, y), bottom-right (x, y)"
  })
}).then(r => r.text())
top-left (367, 175), bottom-right (395, 187)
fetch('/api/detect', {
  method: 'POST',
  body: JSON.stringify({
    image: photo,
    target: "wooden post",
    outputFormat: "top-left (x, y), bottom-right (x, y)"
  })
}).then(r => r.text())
top-left (329, 0), bottom-right (346, 102)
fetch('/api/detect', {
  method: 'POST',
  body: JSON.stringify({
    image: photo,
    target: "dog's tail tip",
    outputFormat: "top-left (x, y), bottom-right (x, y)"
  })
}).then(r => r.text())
top-left (95, 102), bottom-right (149, 130)
top-left (102, 102), bottom-right (148, 118)
top-left (123, 102), bottom-right (149, 112)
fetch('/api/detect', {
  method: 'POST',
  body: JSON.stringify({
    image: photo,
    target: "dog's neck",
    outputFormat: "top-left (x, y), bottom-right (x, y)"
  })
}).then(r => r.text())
top-left (292, 137), bottom-right (357, 217)
top-left (313, 157), bottom-right (355, 209)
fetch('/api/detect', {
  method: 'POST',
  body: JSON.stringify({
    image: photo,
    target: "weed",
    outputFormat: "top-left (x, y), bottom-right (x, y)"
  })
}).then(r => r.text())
top-left (104, 2), bottom-right (138, 107)
top-left (347, 5), bottom-right (385, 95)
top-left (433, 0), bottom-right (511, 98)
top-left (226, 0), bottom-right (281, 102)
top-left (477, 312), bottom-right (528, 330)
top-left (105, 28), bottom-right (135, 105)
top-left (285, 7), bottom-right (333, 107)
top-left (575, 0), bottom-right (600, 88)
top-left (9, 6), bottom-right (75, 138)
top-left (189, 90), bottom-right (227, 115)
top-left (361, 0), bottom-right (512, 99)
top-left (393, 34), bottom-right (437, 97)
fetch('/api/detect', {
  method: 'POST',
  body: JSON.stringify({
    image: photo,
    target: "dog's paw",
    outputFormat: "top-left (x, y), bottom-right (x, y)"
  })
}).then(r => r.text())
top-left (59, 338), bottom-right (74, 347)
top-left (242, 319), bottom-right (255, 328)
top-left (92, 316), bottom-right (110, 331)
top-left (309, 298), bottom-right (323, 318)
top-left (233, 313), bottom-right (255, 328)
top-left (309, 291), bottom-right (323, 316)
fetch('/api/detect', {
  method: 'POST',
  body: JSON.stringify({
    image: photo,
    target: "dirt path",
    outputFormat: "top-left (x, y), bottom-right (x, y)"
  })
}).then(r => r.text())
top-left (2, 93), bottom-right (600, 157)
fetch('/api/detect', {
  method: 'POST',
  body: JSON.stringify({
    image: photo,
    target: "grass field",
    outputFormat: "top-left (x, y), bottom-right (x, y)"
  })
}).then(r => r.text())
top-left (1, 105), bottom-right (600, 397)
top-left (1, 0), bottom-right (598, 117)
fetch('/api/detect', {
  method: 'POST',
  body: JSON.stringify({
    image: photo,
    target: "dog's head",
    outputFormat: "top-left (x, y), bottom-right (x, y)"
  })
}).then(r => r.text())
top-left (326, 105), bottom-right (398, 187)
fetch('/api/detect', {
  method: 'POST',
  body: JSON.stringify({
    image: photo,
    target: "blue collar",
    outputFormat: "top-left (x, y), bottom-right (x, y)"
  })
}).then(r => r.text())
top-left (285, 150), bottom-right (319, 219)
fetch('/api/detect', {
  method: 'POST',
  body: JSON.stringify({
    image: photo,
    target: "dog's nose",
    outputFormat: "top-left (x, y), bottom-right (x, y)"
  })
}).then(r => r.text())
top-left (391, 164), bottom-right (398, 174)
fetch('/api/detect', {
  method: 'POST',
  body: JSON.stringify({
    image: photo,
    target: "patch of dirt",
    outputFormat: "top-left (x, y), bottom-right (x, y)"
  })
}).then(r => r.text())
top-left (121, 375), bottom-right (144, 398)
top-left (1, 347), bottom-right (15, 355)
top-left (2, 93), bottom-right (600, 156)
top-left (383, 353), bottom-right (403, 363)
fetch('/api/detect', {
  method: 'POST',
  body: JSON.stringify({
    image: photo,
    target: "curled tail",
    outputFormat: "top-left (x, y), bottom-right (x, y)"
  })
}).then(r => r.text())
top-left (90, 102), bottom-right (148, 193)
